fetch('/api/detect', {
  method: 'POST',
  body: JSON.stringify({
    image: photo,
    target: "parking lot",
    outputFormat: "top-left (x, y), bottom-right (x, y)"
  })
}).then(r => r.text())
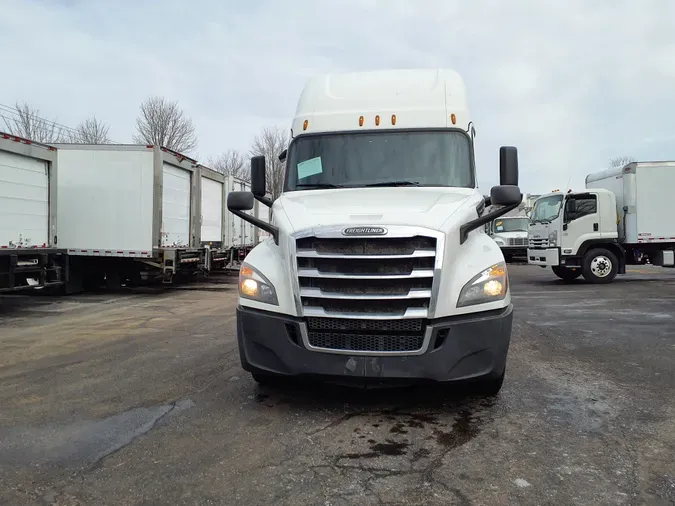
top-left (1, 265), bottom-right (674, 505)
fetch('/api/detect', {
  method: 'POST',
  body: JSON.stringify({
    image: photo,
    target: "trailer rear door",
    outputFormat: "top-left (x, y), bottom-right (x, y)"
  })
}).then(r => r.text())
top-left (0, 150), bottom-right (49, 248)
top-left (161, 163), bottom-right (192, 247)
top-left (200, 176), bottom-right (223, 244)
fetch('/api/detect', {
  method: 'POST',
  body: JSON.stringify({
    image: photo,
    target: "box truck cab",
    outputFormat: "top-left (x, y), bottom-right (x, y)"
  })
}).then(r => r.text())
top-left (227, 69), bottom-right (522, 395)
top-left (489, 216), bottom-right (529, 261)
top-left (528, 162), bottom-right (675, 283)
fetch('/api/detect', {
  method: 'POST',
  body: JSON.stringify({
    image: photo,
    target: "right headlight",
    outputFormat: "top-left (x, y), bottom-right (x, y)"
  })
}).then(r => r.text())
top-left (457, 262), bottom-right (508, 308)
top-left (239, 263), bottom-right (279, 305)
top-left (493, 238), bottom-right (505, 246)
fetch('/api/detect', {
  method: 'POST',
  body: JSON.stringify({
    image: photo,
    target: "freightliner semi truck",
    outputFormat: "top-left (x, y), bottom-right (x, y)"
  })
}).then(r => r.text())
top-left (527, 162), bottom-right (675, 283)
top-left (226, 69), bottom-right (523, 395)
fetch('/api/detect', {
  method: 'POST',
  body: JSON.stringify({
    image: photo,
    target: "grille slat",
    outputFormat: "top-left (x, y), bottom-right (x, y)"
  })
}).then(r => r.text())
top-left (296, 234), bottom-right (436, 353)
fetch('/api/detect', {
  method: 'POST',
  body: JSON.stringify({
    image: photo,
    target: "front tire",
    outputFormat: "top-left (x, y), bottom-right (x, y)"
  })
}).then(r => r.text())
top-left (552, 265), bottom-right (581, 281)
top-left (472, 370), bottom-right (505, 397)
top-left (582, 248), bottom-right (619, 284)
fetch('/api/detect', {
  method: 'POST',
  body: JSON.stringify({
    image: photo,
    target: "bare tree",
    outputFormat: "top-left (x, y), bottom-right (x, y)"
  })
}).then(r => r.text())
top-left (208, 149), bottom-right (249, 180)
top-left (67, 115), bottom-right (111, 143)
top-left (609, 155), bottom-right (636, 168)
top-left (2, 101), bottom-right (66, 142)
top-left (249, 125), bottom-right (290, 200)
top-left (133, 96), bottom-right (198, 153)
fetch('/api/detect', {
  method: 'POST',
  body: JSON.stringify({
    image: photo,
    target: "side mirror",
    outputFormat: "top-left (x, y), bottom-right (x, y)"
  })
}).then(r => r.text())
top-left (490, 185), bottom-right (521, 206)
top-left (227, 191), bottom-right (254, 212)
top-left (567, 198), bottom-right (577, 214)
top-left (278, 149), bottom-right (287, 162)
top-left (250, 155), bottom-right (266, 198)
top-left (499, 146), bottom-right (519, 186)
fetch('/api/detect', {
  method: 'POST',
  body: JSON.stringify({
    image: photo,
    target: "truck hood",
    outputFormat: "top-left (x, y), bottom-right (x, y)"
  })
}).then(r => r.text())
top-left (276, 187), bottom-right (475, 231)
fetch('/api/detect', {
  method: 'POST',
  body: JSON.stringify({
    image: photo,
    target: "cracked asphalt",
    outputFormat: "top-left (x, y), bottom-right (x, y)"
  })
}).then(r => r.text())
top-left (1, 265), bottom-right (674, 505)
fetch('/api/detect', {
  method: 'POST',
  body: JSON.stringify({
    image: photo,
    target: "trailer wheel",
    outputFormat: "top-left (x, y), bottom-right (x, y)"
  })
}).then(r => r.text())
top-left (581, 248), bottom-right (618, 284)
top-left (551, 265), bottom-right (581, 281)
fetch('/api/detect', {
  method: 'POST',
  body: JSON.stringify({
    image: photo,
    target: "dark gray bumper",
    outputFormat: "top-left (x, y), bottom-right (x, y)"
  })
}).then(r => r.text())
top-left (236, 304), bottom-right (513, 384)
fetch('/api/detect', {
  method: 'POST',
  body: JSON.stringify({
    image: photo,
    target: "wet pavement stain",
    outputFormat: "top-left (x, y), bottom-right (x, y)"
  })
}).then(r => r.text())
top-left (344, 439), bottom-right (409, 459)
top-left (434, 409), bottom-right (482, 449)
top-left (0, 399), bottom-right (194, 468)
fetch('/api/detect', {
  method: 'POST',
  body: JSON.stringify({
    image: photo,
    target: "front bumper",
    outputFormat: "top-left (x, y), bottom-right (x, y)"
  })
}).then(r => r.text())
top-left (527, 247), bottom-right (560, 266)
top-left (236, 305), bottom-right (513, 384)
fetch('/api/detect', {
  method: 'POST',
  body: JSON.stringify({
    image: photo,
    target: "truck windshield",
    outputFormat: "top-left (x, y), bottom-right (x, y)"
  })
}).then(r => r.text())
top-left (284, 131), bottom-right (473, 190)
top-left (530, 195), bottom-right (563, 223)
top-left (494, 218), bottom-right (528, 233)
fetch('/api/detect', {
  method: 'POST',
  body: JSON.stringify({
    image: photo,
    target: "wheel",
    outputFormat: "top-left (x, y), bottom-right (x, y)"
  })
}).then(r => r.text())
top-left (472, 370), bottom-right (505, 397)
top-left (251, 372), bottom-right (276, 385)
top-left (581, 248), bottom-right (619, 284)
top-left (551, 265), bottom-right (581, 281)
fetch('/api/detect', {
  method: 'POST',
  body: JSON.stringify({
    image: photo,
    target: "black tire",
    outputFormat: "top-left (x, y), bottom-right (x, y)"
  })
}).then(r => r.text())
top-left (251, 371), bottom-right (278, 386)
top-left (581, 248), bottom-right (619, 284)
top-left (472, 370), bottom-right (505, 397)
top-left (552, 265), bottom-right (581, 281)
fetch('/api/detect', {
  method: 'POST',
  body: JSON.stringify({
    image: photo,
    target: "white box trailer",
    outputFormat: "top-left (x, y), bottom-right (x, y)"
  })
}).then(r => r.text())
top-left (224, 175), bottom-right (256, 249)
top-left (586, 161), bottom-right (675, 245)
top-left (0, 132), bottom-right (66, 292)
top-left (196, 164), bottom-right (228, 271)
top-left (52, 144), bottom-right (205, 290)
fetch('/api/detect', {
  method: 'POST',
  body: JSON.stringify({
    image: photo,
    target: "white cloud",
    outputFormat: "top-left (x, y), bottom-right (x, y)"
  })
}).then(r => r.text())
top-left (1, 0), bottom-right (674, 193)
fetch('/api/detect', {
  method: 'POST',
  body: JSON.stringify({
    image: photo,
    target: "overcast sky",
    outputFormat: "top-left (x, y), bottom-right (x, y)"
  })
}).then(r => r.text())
top-left (2, 0), bottom-right (674, 194)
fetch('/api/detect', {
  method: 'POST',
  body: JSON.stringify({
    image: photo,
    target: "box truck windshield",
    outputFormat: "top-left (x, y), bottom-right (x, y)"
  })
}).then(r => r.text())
top-left (285, 130), bottom-right (473, 190)
top-left (531, 194), bottom-right (563, 223)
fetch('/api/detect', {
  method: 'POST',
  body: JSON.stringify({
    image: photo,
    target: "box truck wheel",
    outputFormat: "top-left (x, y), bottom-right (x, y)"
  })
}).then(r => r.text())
top-left (581, 248), bottom-right (618, 284)
top-left (551, 265), bottom-right (581, 281)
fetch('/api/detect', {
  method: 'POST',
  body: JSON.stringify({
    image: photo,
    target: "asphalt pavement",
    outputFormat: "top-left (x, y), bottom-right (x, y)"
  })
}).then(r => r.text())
top-left (0, 265), bottom-right (674, 505)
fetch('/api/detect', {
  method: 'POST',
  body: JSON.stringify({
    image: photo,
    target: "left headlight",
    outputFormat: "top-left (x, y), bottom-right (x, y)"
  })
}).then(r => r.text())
top-left (239, 263), bottom-right (279, 305)
top-left (457, 262), bottom-right (508, 308)
top-left (548, 229), bottom-right (558, 247)
top-left (494, 238), bottom-right (505, 246)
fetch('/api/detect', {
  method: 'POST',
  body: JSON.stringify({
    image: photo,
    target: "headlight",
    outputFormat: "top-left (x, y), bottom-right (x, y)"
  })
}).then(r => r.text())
top-left (548, 230), bottom-right (558, 246)
top-left (239, 263), bottom-right (278, 305)
top-left (494, 238), bottom-right (505, 246)
top-left (457, 262), bottom-right (508, 308)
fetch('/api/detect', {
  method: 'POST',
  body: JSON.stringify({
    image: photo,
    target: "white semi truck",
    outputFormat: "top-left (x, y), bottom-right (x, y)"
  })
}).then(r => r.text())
top-left (528, 162), bottom-right (675, 283)
top-left (0, 132), bottom-right (66, 292)
top-left (226, 69), bottom-right (523, 395)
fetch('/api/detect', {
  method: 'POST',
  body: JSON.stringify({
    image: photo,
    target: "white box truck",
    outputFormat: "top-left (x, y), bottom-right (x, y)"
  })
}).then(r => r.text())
top-left (226, 68), bottom-right (523, 395)
top-left (0, 132), bottom-right (66, 292)
top-left (488, 215), bottom-right (529, 261)
top-left (527, 161), bottom-right (675, 283)
top-left (52, 144), bottom-right (205, 290)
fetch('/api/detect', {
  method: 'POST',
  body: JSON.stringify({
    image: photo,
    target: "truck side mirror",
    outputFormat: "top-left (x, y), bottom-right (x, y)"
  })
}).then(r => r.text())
top-left (250, 155), bottom-right (266, 198)
top-left (499, 146), bottom-right (519, 186)
top-left (278, 149), bottom-right (287, 162)
top-left (227, 191), bottom-right (254, 212)
top-left (567, 198), bottom-right (577, 215)
top-left (490, 185), bottom-right (521, 206)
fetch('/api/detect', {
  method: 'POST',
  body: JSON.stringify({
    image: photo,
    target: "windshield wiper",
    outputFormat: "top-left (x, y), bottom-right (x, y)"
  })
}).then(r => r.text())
top-left (363, 180), bottom-right (421, 187)
top-left (295, 183), bottom-right (344, 189)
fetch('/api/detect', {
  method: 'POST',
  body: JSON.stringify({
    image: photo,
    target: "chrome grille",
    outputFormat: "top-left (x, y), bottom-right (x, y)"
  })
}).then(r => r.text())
top-left (508, 237), bottom-right (528, 246)
top-left (296, 235), bottom-right (436, 353)
top-left (529, 238), bottom-right (549, 249)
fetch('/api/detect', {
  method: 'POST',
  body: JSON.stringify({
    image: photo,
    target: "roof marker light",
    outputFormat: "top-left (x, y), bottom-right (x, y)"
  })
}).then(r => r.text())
top-left (303, 119), bottom-right (308, 131)
top-left (359, 116), bottom-right (364, 127)
top-left (375, 115), bottom-right (380, 126)
top-left (391, 114), bottom-right (396, 125)
top-left (450, 113), bottom-right (457, 125)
